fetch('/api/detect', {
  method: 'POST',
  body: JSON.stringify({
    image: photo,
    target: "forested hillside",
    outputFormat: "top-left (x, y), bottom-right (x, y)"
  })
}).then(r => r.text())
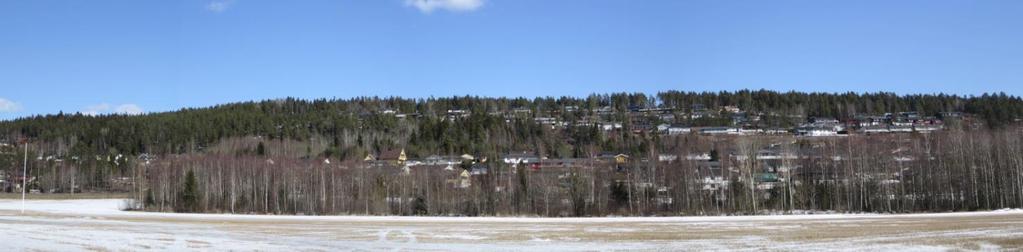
top-left (1, 90), bottom-right (1022, 217)
top-left (2, 90), bottom-right (1021, 158)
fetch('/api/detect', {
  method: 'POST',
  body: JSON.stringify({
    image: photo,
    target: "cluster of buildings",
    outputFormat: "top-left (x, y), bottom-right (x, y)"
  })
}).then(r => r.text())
top-left (792, 112), bottom-right (950, 136)
top-left (359, 139), bottom-right (927, 205)
top-left (851, 112), bottom-right (946, 134)
top-left (683, 110), bottom-right (953, 137)
top-left (0, 142), bottom-right (130, 194)
top-left (370, 104), bottom-right (958, 138)
top-left (362, 148), bottom-right (633, 189)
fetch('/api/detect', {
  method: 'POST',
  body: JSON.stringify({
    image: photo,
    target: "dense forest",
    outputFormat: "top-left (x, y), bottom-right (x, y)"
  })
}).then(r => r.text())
top-left (1, 90), bottom-right (1022, 216)
top-left (2, 90), bottom-right (1022, 158)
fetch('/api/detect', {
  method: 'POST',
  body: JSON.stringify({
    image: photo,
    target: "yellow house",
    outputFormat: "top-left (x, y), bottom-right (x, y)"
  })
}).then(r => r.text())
top-left (458, 169), bottom-right (471, 188)
top-left (378, 149), bottom-right (407, 165)
top-left (615, 154), bottom-right (629, 164)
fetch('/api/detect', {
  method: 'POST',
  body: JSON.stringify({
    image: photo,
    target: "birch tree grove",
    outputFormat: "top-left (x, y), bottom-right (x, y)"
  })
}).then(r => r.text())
top-left (115, 128), bottom-right (1023, 216)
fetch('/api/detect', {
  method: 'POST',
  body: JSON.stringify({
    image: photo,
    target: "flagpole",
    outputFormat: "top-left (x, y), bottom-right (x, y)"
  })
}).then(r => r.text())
top-left (21, 139), bottom-right (28, 214)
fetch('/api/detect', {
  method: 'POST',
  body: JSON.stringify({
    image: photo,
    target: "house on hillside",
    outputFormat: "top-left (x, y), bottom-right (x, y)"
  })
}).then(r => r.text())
top-left (630, 123), bottom-right (654, 134)
top-left (889, 125), bottom-right (914, 132)
top-left (658, 154), bottom-right (678, 162)
top-left (700, 127), bottom-right (739, 135)
top-left (853, 115), bottom-right (888, 127)
top-left (756, 147), bottom-right (798, 160)
top-left (446, 169), bottom-right (471, 189)
top-left (686, 153), bottom-right (712, 161)
top-left (731, 113), bottom-right (751, 126)
top-left (424, 155), bottom-right (458, 166)
top-left (366, 149), bottom-right (407, 166)
top-left (662, 124), bottom-right (692, 135)
top-left (795, 125), bottom-right (842, 136)
top-left (535, 117), bottom-right (566, 129)
top-left (899, 112), bottom-right (920, 120)
top-left (808, 117), bottom-right (839, 124)
top-left (502, 152), bottom-right (541, 167)
top-left (940, 112), bottom-right (963, 119)
top-left (446, 109), bottom-right (470, 120)
top-left (697, 161), bottom-right (728, 191)
top-left (691, 110), bottom-right (713, 119)
top-left (656, 123), bottom-right (670, 132)
top-left (913, 124), bottom-right (943, 133)
top-left (512, 107), bottom-right (532, 115)
top-left (796, 117), bottom-right (846, 136)
top-left (594, 106), bottom-right (614, 116)
top-left (599, 122), bottom-right (623, 131)
top-left (605, 153), bottom-right (628, 164)
top-left (596, 152), bottom-right (630, 165)
top-left (738, 127), bottom-right (762, 135)
top-left (380, 149), bottom-right (407, 165)
top-left (860, 125), bottom-right (891, 134)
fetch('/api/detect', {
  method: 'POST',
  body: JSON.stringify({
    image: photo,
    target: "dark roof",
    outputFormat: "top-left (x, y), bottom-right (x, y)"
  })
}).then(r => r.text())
top-left (378, 149), bottom-right (403, 160)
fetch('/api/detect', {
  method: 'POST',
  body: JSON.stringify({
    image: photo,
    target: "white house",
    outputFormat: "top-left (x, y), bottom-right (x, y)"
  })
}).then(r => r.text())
top-left (700, 127), bottom-right (739, 135)
top-left (686, 153), bottom-right (712, 161)
top-left (658, 154), bottom-right (678, 162)
top-left (667, 125), bottom-right (692, 135)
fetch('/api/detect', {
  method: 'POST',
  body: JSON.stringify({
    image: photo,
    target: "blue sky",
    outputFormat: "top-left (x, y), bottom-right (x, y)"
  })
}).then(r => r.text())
top-left (1, 0), bottom-right (1021, 119)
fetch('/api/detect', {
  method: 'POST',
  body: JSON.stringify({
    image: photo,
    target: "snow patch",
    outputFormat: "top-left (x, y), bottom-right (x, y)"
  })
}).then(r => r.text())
top-left (2, 199), bottom-right (1021, 251)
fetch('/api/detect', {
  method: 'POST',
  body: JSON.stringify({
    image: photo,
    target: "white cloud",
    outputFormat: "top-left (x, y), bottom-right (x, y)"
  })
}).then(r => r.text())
top-left (0, 97), bottom-right (20, 112)
top-left (405, 0), bottom-right (484, 13)
top-left (206, 0), bottom-right (234, 13)
top-left (0, 98), bottom-right (21, 112)
top-left (115, 104), bottom-right (144, 115)
top-left (81, 103), bottom-right (144, 116)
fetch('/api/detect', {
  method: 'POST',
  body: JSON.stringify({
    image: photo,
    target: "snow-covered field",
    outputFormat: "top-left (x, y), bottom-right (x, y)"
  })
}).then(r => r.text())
top-left (0, 199), bottom-right (1021, 251)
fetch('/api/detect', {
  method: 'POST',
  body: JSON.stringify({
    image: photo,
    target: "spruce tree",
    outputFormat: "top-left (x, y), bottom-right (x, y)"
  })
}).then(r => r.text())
top-left (179, 169), bottom-right (199, 213)
top-left (256, 142), bottom-right (266, 156)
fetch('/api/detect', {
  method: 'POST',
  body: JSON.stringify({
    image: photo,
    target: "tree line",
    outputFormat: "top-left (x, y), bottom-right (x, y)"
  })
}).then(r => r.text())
top-left (2, 90), bottom-right (1022, 158)
top-left (120, 128), bottom-right (1023, 216)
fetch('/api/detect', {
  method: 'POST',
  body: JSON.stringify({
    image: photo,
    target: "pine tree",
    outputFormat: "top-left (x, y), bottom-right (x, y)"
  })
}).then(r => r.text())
top-left (179, 169), bottom-right (199, 213)
top-left (256, 142), bottom-right (266, 156)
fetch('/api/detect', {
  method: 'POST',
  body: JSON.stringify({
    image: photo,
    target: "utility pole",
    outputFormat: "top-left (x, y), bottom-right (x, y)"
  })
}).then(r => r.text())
top-left (21, 138), bottom-right (28, 214)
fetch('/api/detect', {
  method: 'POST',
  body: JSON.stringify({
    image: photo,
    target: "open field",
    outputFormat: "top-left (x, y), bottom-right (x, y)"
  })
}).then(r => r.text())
top-left (0, 199), bottom-right (1021, 251)
top-left (0, 193), bottom-right (131, 200)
